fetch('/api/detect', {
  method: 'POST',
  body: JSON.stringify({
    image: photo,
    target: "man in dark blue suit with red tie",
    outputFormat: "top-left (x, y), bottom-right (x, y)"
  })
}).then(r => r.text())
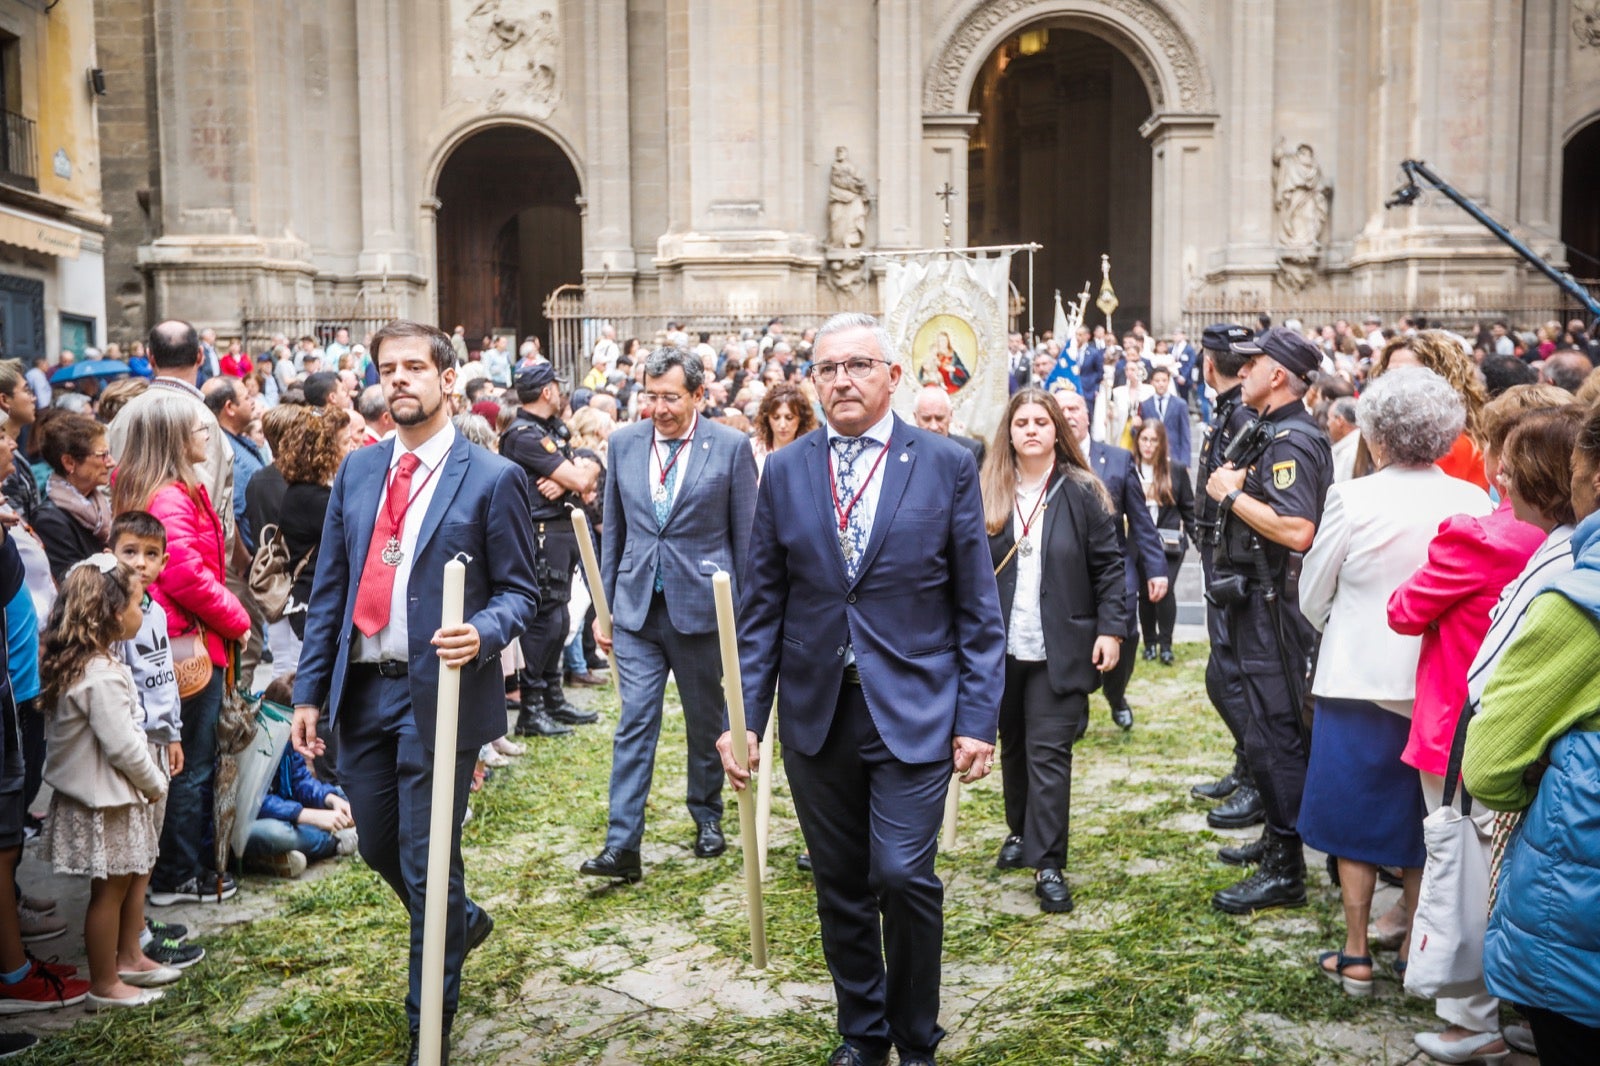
top-left (720, 313), bottom-right (1006, 1066)
top-left (291, 321), bottom-right (540, 1066)
top-left (1137, 365), bottom-right (1193, 467)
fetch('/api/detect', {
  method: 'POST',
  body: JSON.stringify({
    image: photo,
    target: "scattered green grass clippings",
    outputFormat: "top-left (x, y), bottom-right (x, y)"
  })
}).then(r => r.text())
top-left (26, 647), bottom-right (1438, 1064)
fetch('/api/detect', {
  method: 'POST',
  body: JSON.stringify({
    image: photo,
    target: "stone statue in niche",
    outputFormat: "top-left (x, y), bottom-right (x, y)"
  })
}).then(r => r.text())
top-left (825, 147), bottom-right (871, 293)
top-left (1272, 140), bottom-right (1331, 291)
top-left (456, 0), bottom-right (559, 114)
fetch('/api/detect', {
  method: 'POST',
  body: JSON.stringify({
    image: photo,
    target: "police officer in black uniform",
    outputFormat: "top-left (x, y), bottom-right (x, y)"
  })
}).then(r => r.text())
top-left (500, 363), bottom-right (602, 737)
top-left (1203, 328), bottom-right (1333, 914)
top-left (1191, 325), bottom-right (1268, 832)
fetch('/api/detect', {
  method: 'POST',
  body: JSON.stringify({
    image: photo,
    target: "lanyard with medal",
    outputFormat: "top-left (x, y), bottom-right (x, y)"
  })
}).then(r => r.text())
top-left (829, 435), bottom-right (892, 562)
top-left (652, 414), bottom-right (698, 505)
top-left (380, 458), bottom-right (441, 566)
top-left (1013, 467), bottom-right (1052, 557)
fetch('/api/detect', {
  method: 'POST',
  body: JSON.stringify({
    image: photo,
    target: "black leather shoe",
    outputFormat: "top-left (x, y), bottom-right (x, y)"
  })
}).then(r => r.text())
top-left (693, 819), bottom-right (726, 858)
top-left (465, 907), bottom-right (494, 956)
top-left (514, 708), bottom-right (572, 737)
top-left (1035, 868), bottom-right (1075, 913)
top-left (545, 700), bottom-right (599, 725)
top-left (1191, 767), bottom-right (1243, 801)
top-left (826, 1043), bottom-right (888, 1066)
top-left (579, 846), bottom-right (643, 883)
top-left (1218, 830), bottom-right (1270, 867)
top-left (995, 834), bottom-right (1025, 870)
top-left (1212, 834), bottom-right (1307, 914)
top-left (406, 1033), bottom-right (449, 1066)
top-left (1142, 644), bottom-right (1157, 662)
top-left (1159, 646), bottom-right (1175, 666)
top-left (898, 1054), bottom-right (937, 1066)
top-left (1111, 704), bottom-right (1134, 731)
top-left (795, 851), bottom-right (812, 872)
top-left (565, 670), bottom-right (607, 688)
top-left (1206, 784), bottom-right (1265, 829)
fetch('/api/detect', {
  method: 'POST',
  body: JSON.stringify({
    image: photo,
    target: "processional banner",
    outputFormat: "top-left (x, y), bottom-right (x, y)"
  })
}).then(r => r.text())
top-left (883, 252), bottom-right (1012, 443)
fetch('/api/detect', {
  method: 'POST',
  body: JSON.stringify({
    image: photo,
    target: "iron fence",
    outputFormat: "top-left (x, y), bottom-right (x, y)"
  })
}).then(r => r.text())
top-left (1179, 289), bottom-right (1598, 339)
top-left (239, 302), bottom-right (403, 355)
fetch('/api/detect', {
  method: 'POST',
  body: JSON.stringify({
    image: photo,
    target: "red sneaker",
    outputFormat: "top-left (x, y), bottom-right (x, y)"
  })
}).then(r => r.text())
top-left (27, 955), bottom-right (79, 981)
top-left (0, 961), bottom-right (90, 1013)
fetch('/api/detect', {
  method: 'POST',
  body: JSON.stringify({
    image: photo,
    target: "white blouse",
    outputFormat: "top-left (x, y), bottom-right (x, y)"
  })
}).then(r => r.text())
top-left (1007, 478), bottom-right (1050, 661)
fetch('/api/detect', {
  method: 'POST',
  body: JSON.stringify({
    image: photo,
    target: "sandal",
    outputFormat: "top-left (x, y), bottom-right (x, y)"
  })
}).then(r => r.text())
top-left (1317, 950), bottom-right (1374, 997)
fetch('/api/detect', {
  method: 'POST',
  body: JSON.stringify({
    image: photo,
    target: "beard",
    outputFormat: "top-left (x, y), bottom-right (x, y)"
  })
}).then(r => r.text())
top-left (390, 393), bottom-right (441, 427)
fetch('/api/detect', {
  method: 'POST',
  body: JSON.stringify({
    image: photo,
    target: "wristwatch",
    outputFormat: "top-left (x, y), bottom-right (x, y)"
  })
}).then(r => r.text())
top-left (1220, 489), bottom-right (1242, 515)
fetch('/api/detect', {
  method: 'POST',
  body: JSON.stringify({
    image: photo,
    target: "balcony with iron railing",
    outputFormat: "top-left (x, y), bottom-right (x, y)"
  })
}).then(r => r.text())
top-left (0, 110), bottom-right (38, 192)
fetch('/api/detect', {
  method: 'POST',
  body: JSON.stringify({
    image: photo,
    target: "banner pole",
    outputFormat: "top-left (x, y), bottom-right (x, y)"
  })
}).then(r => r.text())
top-left (711, 572), bottom-right (768, 968)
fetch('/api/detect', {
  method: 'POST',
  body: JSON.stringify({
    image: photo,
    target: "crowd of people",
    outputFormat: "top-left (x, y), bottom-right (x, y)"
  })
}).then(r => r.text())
top-left (0, 303), bottom-right (1596, 1063)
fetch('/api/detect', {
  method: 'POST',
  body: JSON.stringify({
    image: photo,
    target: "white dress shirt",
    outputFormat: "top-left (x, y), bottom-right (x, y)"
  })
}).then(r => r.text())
top-left (1007, 477), bottom-right (1049, 661)
top-left (649, 413), bottom-right (701, 512)
top-left (1331, 430), bottom-right (1360, 483)
top-left (354, 423), bottom-right (457, 663)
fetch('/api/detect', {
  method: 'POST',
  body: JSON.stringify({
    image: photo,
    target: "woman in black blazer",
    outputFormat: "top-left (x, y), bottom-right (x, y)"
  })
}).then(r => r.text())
top-left (982, 388), bottom-right (1127, 913)
top-left (1134, 421), bottom-right (1196, 664)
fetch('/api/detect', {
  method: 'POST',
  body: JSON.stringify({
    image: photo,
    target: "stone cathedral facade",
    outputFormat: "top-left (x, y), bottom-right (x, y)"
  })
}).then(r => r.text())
top-left (94, 0), bottom-right (1600, 347)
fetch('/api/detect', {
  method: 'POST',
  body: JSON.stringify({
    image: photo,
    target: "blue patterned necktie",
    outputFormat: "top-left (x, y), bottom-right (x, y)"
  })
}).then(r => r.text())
top-left (832, 436), bottom-right (874, 580)
top-left (654, 438), bottom-right (685, 591)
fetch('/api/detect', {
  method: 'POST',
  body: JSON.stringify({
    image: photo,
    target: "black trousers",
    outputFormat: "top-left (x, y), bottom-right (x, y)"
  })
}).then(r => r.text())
top-left (519, 523), bottom-right (578, 709)
top-left (998, 658), bottom-right (1087, 870)
top-left (1224, 590), bottom-right (1312, 839)
top-left (785, 682), bottom-right (950, 1060)
top-left (1138, 551), bottom-right (1185, 648)
top-left (1102, 589), bottom-right (1139, 710)
top-left (1200, 546), bottom-right (1250, 767)
top-left (1522, 1005), bottom-right (1600, 1066)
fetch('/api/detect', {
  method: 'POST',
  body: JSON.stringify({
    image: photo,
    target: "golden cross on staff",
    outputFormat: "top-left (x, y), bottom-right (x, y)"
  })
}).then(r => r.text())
top-left (935, 183), bottom-right (959, 248)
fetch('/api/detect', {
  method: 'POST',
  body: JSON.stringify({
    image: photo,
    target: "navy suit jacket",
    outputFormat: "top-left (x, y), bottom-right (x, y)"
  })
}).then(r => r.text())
top-left (1138, 393), bottom-right (1193, 467)
top-left (601, 416), bottom-right (758, 636)
top-left (1085, 439), bottom-right (1168, 637)
top-left (738, 419), bottom-right (1006, 765)
top-left (292, 433), bottom-right (541, 752)
top-left (1077, 345), bottom-right (1105, 401)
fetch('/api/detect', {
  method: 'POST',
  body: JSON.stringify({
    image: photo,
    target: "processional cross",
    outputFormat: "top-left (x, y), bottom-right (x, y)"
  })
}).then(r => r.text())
top-left (935, 183), bottom-right (959, 248)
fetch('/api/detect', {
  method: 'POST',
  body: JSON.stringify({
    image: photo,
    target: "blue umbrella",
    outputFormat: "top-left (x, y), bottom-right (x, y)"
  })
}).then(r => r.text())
top-left (50, 358), bottom-right (131, 383)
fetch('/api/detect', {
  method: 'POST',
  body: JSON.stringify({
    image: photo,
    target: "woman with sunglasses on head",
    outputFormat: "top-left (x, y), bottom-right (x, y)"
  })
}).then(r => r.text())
top-left (982, 387), bottom-right (1125, 914)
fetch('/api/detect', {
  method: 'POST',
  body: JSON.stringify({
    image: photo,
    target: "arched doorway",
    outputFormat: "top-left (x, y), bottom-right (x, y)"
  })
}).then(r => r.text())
top-left (967, 27), bottom-right (1154, 334)
top-left (435, 126), bottom-right (582, 351)
top-left (1562, 118), bottom-right (1600, 291)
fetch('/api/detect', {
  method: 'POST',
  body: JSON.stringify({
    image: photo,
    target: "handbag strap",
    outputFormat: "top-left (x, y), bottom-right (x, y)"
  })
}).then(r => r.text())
top-left (1442, 699), bottom-right (1476, 816)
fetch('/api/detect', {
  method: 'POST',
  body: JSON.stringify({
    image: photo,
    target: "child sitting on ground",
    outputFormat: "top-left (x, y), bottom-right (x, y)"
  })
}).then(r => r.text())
top-left (40, 555), bottom-right (171, 1009)
top-left (110, 511), bottom-right (204, 970)
top-left (245, 674), bottom-right (355, 878)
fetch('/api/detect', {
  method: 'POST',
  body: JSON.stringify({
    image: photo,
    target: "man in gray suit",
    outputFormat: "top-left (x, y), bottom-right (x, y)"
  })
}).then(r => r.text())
top-left (581, 346), bottom-right (759, 882)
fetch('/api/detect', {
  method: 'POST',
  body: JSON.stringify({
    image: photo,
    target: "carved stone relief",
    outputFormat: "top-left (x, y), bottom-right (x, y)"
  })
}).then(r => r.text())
top-left (452, 0), bottom-right (560, 117)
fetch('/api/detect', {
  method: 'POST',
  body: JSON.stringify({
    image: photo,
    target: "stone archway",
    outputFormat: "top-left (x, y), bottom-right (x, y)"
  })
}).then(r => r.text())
top-left (1563, 116), bottom-right (1600, 290)
top-left (922, 0), bottom-right (1217, 331)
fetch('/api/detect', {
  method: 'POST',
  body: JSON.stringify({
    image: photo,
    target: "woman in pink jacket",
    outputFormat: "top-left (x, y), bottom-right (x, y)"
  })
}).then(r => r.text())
top-left (1386, 384), bottom-right (1565, 1063)
top-left (112, 391), bottom-right (249, 905)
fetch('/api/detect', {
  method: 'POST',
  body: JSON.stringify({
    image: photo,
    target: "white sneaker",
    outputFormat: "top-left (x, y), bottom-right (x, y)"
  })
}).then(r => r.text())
top-left (118, 965), bottom-right (183, 988)
top-left (267, 850), bottom-right (308, 879)
top-left (1413, 1030), bottom-right (1509, 1064)
top-left (87, 988), bottom-right (164, 1011)
top-left (334, 827), bottom-right (359, 856)
top-left (491, 737), bottom-right (525, 757)
top-left (482, 748), bottom-right (510, 768)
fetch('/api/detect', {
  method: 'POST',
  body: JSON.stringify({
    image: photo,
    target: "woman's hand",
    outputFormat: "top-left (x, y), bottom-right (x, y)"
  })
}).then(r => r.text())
top-left (1092, 635), bottom-right (1121, 673)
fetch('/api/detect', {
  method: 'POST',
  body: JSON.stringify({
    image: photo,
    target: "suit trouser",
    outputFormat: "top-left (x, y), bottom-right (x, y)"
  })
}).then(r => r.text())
top-left (337, 667), bottom-right (481, 1033)
top-left (1200, 546), bottom-right (1250, 766)
top-left (998, 658), bottom-right (1087, 870)
top-left (605, 594), bottom-right (725, 851)
top-left (1101, 587), bottom-right (1140, 709)
top-left (1225, 591), bottom-right (1311, 839)
top-left (785, 682), bottom-right (949, 1060)
top-left (1139, 551), bottom-right (1185, 648)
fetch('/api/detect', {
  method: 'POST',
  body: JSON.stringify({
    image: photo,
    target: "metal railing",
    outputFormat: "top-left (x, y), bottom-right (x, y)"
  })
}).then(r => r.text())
top-left (0, 110), bottom-right (37, 189)
top-left (1179, 289), bottom-right (1598, 338)
top-left (239, 302), bottom-right (403, 356)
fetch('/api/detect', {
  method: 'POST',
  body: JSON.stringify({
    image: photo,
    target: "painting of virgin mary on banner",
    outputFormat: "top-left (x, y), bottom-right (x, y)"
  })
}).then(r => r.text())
top-left (884, 252), bottom-right (1012, 441)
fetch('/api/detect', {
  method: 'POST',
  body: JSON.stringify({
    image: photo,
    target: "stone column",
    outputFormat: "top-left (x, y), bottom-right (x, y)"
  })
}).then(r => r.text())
top-left (354, 0), bottom-right (414, 279)
top-left (1216, 0), bottom-right (1276, 287)
top-left (920, 113), bottom-right (979, 249)
top-left (876, 0), bottom-right (920, 250)
top-left (583, 0), bottom-right (636, 293)
top-left (1142, 113), bottom-right (1218, 333)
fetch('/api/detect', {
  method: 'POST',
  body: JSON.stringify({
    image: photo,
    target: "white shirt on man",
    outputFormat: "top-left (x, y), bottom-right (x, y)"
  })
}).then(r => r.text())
top-left (353, 423), bottom-right (456, 663)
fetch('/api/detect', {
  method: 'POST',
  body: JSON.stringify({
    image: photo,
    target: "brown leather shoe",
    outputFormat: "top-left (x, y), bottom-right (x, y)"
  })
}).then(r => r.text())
top-left (565, 670), bottom-right (608, 688)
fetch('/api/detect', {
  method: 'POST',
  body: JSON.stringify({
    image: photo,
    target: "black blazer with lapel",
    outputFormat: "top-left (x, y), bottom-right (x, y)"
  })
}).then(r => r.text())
top-left (990, 470), bottom-right (1127, 695)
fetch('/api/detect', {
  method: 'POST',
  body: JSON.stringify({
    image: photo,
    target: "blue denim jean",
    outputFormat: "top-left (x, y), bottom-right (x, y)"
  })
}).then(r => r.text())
top-left (244, 818), bottom-right (338, 862)
top-left (151, 669), bottom-right (224, 891)
top-left (564, 631), bottom-right (586, 674)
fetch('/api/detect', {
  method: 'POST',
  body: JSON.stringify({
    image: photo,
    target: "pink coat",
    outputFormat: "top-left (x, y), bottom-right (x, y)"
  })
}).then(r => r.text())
top-left (145, 482), bottom-right (249, 665)
top-left (1386, 498), bottom-right (1544, 775)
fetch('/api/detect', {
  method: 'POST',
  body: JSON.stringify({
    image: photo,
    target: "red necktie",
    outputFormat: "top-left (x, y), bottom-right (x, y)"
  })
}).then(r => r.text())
top-left (352, 453), bottom-right (421, 638)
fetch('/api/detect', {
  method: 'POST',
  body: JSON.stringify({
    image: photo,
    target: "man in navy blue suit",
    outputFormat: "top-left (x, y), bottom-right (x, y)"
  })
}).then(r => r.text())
top-left (291, 320), bottom-right (540, 1066)
top-left (1137, 366), bottom-right (1193, 467)
top-left (720, 313), bottom-right (1006, 1066)
top-left (1057, 389), bottom-right (1167, 730)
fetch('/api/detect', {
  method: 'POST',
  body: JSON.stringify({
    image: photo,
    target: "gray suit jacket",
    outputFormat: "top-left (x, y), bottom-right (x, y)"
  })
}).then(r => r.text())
top-left (601, 417), bottom-right (759, 635)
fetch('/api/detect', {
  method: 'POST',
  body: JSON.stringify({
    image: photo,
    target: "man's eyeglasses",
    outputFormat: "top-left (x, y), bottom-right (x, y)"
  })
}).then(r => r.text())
top-left (642, 392), bottom-right (689, 407)
top-left (809, 358), bottom-right (888, 383)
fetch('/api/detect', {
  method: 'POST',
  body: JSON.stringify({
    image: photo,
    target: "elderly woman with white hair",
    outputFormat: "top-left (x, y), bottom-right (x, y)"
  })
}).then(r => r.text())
top-left (1296, 367), bottom-right (1493, 996)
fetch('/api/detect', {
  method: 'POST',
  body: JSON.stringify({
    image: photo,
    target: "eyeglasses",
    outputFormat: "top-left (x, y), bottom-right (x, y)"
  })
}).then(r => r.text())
top-left (191, 425), bottom-right (211, 436)
top-left (809, 358), bottom-right (888, 383)
top-left (642, 392), bottom-right (689, 407)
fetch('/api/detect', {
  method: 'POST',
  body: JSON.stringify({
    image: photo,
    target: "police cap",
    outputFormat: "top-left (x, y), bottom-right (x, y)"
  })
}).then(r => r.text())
top-left (1201, 323), bottom-right (1252, 352)
top-left (1230, 326), bottom-right (1321, 382)
top-left (515, 362), bottom-right (563, 401)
